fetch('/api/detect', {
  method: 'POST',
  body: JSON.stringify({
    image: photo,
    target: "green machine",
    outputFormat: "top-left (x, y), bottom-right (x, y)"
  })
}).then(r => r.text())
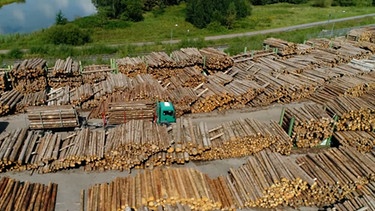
top-left (156, 101), bottom-right (176, 125)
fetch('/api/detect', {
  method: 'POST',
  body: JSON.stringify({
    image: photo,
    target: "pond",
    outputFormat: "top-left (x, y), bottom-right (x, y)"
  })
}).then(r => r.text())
top-left (0, 0), bottom-right (96, 34)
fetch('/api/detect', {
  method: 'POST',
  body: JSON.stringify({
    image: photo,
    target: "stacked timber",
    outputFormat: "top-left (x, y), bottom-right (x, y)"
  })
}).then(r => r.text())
top-left (293, 146), bottom-right (375, 207)
top-left (268, 121), bottom-right (293, 155)
top-left (325, 93), bottom-right (375, 131)
top-left (0, 128), bottom-right (29, 171)
top-left (16, 90), bottom-right (47, 113)
top-left (207, 72), bottom-right (233, 85)
top-left (199, 48), bottom-right (234, 71)
top-left (193, 118), bottom-right (291, 160)
top-left (47, 86), bottom-right (71, 106)
top-left (70, 83), bottom-right (95, 106)
top-left (27, 105), bottom-right (79, 130)
top-left (347, 26), bottom-right (375, 42)
top-left (47, 75), bottom-right (83, 89)
top-left (310, 73), bottom-right (375, 103)
top-left (86, 168), bottom-right (223, 211)
top-left (170, 117), bottom-right (211, 155)
top-left (0, 177), bottom-right (57, 211)
top-left (191, 81), bottom-right (234, 113)
top-left (0, 89), bottom-right (23, 116)
top-left (165, 86), bottom-right (198, 117)
top-left (282, 104), bottom-right (335, 148)
top-left (263, 37), bottom-right (298, 56)
top-left (49, 128), bottom-right (106, 173)
top-left (167, 66), bottom-right (205, 88)
top-left (334, 131), bottom-right (375, 153)
top-left (52, 57), bottom-right (80, 76)
top-left (48, 57), bottom-right (83, 88)
top-left (103, 120), bottom-right (171, 171)
top-left (225, 150), bottom-right (315, 209)
top-left (117, 56), bottom-right (147, 76)
top-left (88, 74), bottom-right (167, 119)
top-left (145, 51), bottom-right (176, 69)
top-left (224, 79), bottom-right (264, 109)
top-left (107, 100), bottom-right (155, 124)
top-left (82, 64), bottom-right (111, 84)
top-left (327, 181), bottom-right (375, 211)
top-left (10, 58), bottom-right (47, 93)
top-left (171, 48), bottom-right (203, 67)
top-left (0, 71), bottom-right (10, 92)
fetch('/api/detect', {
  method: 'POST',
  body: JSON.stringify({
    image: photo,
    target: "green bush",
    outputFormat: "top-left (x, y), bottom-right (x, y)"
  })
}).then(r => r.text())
top-left (207, 21), bottom-right (228, 32)
top-left (45, 24), bottom-right (91, 46)
top-left (7, 48), bottom-right (23, 59)
top-left (312, 0), bottom-right (332, 7)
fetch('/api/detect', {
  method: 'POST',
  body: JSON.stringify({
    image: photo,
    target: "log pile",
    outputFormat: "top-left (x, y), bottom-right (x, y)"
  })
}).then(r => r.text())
top-left (224, 79), bottom-right (264, 109)
top-left (328, 181), bottom-right (375, 211)
top-left (263, 37), bottom-right (298, 56)
top-left (47, 74), bottom-right (83, 89)
top-left (117, 56), bottom-right (147, 76)
top-left (333, 131), bottom-right (375, 153)
top-left (167, 66), bottom-right (205, 88)
top-left (49, 128), bottom-right (106, 173)
top-left (165, 86), bottom-right (198, 117)
top-left (0, 71), bottom-right (10, 92)
top-left (199, 48), bottom-right (234, 71)
top-left (191, 82), bottom-right (234, 113)
top-left (16, 90), bottom-right (47, 113)
top-left (325, 93), bottom-right (375, 131)
top-left (88, 74), bottom-right (167, 119)
top-left (10, 58), bottom-right (47, 93)
top-left (0, 89), bottom-right (23, 116)
top-left (146, 52), bottom-right (176, 69)
top-left (0, 177), bottom-right (57, 211)
top-left (293, 146), bottom-right (375, 207)
top-left (102, 120), bottom-right (171, 171)
top-left (309, 73), bottom-right (375, 102)
top-left (282, 104), bottom-right (335, 148)
top-left (27, 105), bottom-right (79, 130)
top-left (82, 64), bottom-right (111, 84)
top-left (193, 118), bottom-right (292, 160)
top-left (225, 149), bottom-right (315, 209)
top-left (47, 86), bottom-right (71, 106)
top-left (107, 100), bottom-right (155, 124)
top-left (70, 83), bottom-right (95, 106)
top-left (52, 57), bottom-right (80, 76)
top-left (169, 117), bottom-right (211, 157)
top-left (347, 26), bottom-right (375, 42)
top-left (171, 48), bottom-right (203, 67)
top-left (86, 168), bottom-right (223, 211)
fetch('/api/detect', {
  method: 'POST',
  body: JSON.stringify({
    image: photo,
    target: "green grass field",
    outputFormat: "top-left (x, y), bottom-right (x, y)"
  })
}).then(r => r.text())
top-left (0, 2), bottom-right (375, 63)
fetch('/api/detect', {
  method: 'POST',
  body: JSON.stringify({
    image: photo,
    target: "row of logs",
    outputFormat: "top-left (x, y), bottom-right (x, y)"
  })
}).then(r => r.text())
top-left (0, 117), bottom-right (294, 173)
top-left (117, 47), bottom-right (232, 79)
top-left (325, 91), bottom-right (375, 131)
top-left (85, 146), bottom-right (375, 210)
top-left (333, 131), bottom-right (375, 153)
top-left (26, 105), bottom-right (80, 130)
top-left (0, 177), bottom-right (58, 211)
top-left (0, 89), bottom-right (23, 116)
top-left (282, 103), bottom-right (335, 148)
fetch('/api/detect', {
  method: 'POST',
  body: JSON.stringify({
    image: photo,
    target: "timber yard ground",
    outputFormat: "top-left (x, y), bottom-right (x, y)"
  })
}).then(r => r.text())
top-left (0, 101), bottom-right (318, 211)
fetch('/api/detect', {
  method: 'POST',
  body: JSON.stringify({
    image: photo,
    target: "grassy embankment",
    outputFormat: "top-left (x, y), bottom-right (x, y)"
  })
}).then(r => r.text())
top-left (0, 2), bottom-right (375, 64)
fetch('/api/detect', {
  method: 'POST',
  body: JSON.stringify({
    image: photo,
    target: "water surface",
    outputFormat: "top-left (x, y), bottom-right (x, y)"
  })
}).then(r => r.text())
top-left (0, 0), bottom-right (96, 34)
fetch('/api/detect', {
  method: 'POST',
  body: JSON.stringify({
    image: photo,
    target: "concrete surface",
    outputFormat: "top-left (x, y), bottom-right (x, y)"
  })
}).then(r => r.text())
top-left (0, 101), bottom-right (318, 211)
